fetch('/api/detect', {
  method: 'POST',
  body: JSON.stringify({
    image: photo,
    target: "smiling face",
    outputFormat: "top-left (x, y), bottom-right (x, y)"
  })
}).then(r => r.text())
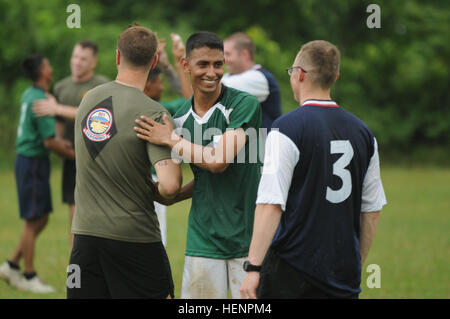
top-left (184, 46), bottom-right (224, 96)
top-left (70, 44), bottom-right (97, 80)
top-left (224, 40), bottom-right (244, 75)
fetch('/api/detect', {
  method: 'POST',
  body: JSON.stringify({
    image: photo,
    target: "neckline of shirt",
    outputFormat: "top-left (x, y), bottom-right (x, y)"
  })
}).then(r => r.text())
top-left (301, 99), bottom-right (339, 107)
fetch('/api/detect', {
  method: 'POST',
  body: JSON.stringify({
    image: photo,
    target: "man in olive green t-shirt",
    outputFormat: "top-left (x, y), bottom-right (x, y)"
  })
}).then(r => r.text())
top-left (32, 40), bottom-right (108, 246)
top-left (67, 25), bottom-right (181, 299)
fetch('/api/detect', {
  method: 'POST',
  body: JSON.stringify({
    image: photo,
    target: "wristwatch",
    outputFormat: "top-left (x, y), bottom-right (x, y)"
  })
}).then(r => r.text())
top-left (243, 261), bottom-right (261, 272)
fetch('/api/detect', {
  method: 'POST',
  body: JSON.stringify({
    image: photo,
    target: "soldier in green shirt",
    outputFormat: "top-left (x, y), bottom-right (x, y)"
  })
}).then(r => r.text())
top-left (67, 25), bottom-right (181, 299)
top-left (32, 40), bottom-right (108, 246)
top-left (0, 54), bottom-right (75, 294)
top-left (135, 32), bottom-right (262, 298)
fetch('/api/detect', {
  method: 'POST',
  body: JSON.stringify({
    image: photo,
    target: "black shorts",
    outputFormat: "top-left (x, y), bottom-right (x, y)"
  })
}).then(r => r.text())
top-left (257, 248), bottom-right (334, 299)
top-left (62, 159), bottom-right (76, 205)
top-left (15, 155), bottom-right (52, 220)
top-left (67, 234), bottom-right (174, 299)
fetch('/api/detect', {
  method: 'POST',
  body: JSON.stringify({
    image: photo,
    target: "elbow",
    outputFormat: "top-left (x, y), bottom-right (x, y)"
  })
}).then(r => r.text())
top-left (159, 180), bottom-right (181, 199)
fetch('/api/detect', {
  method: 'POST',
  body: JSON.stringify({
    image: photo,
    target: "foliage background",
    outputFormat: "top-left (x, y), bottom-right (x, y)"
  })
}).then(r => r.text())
top-left (0, 0), bottom-right (448, 164)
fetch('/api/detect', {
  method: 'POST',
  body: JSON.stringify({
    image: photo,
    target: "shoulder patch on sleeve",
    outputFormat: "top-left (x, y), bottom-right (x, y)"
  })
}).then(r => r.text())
top-left (82, 96), bottom-right (117, 159)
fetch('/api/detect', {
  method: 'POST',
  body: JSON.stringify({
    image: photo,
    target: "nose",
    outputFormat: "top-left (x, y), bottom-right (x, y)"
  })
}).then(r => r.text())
top-left (206, 65), bottom-right (216, 78)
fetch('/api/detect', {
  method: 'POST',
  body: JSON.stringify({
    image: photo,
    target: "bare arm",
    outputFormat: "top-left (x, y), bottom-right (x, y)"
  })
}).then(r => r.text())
top-left (135, 114), bottom-right (247, 174)
top-left (154, 159), bottom-right (182, 199)
top-left (171, 33), bottom-right (192, 99)
top-left (154, 178), bottom-right (194, 206)
top-left (43, 137), bottom-right (75, 160)
top-left (240, 204), bottom-right (282, 299)
top-left (33, 93), bottom-right (78, 120)
top-left (55, 120), bottom-right (65, 139)
top-left (157, 38), bottom-right (182, 95)
top-left (360, 211), bottom-right (380, 265)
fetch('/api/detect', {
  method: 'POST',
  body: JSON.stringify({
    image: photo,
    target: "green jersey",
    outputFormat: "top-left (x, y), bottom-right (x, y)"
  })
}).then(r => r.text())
top-left (173, 85), bottom-right (262, 259)
top-left (16, 86), bottom-right (56, 157)
top-left (160, 98), bottom-right (186, 116)
top-left (72, 81), bottom-right (173, 243)
top-left (54, 75), bottom-right (109, 144)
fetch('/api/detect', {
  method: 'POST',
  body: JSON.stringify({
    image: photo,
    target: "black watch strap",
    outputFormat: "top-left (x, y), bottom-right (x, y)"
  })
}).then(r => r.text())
top-left (243, 260), bottom-right (261, 272)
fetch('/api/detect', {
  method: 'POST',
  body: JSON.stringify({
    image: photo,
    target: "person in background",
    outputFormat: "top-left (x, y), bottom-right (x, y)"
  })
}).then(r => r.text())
top-left (0, 53), bottom-right (75, 294)
top-left (222, 32), bottom-right (281, 132)
top-left (32, 40), bottom-right (108, 246)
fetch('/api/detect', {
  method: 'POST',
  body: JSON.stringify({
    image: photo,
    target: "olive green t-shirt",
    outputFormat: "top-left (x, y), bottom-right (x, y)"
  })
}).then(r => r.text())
top-left (72, 81), bottom-right (173, 243)
top-left (54, 75), bottom-right (109, 144)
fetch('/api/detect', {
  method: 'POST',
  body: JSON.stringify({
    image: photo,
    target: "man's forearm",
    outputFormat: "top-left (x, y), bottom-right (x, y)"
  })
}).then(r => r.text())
top-left (55, 104), bottom-right (78, 120)
top-left (247, 204), bottom-right (282, 266)
top-left (360, 211), bottom-right (380, 265)
top-left (168, 136), bottom-right (227, 173)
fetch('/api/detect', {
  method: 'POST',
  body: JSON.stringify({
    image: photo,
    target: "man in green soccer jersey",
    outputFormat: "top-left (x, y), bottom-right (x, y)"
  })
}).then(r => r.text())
top-left (67, 25), bottom-right (181, 299)
top-left (32, 40), bottom-right (108, 245)
top-left (135, 31), bottom-right (262, 298)
top-left (0, 54), bottom-right (74, 293)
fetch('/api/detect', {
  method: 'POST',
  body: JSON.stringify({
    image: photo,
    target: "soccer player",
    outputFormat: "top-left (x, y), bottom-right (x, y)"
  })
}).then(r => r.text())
top-left (222, 32), bottom-right (281, 131)
top-left (240, 40), bottom-right (387, 299)
top-left (144, 67), bottom-right (186, 246)
top-left (67, 25), bottom-right (181, 298)
top-left (32, 40), bottom-right (108, 245)
top-left (134, 32), bottom-right (262, 299)
top-left (0, 54), bottom-right (75, 293)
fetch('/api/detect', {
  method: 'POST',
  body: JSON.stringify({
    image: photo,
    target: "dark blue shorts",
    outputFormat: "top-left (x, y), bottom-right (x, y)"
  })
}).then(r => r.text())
top-left (15, 154), bottom-right (52, 220)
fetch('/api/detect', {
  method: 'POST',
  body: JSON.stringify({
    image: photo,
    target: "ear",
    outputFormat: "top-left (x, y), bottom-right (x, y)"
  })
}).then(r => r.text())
top-left (150, 54), bottom-right (159, 70)
top-left (116, 49), bottom-right (120, 66)
top-left (181, 57), bottom-right (190, 74)
top-left (299, 69), bottom-right (306, 82)
top-left (335, 71), bottom-right (340, 81)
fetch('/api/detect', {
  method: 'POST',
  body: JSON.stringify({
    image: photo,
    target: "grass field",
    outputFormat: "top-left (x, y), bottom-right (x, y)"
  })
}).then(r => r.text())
top-left (0, 163), bottom-right (449, 299)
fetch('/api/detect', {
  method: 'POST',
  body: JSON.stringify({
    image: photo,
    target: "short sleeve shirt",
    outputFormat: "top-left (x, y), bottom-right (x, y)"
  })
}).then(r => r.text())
top-left (172, 85), bottom-right (262, 258)
top-left (54, 75), bottom-right (109, 144)
top-left (16, 86), bottom-right (55, 157)
top-left (72, 81), bottom-right (173, 243)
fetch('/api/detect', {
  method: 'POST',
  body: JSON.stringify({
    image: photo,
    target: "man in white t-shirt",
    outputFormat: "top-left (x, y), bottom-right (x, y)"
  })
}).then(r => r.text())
top-left (222, 32), bottom-right (281, 132)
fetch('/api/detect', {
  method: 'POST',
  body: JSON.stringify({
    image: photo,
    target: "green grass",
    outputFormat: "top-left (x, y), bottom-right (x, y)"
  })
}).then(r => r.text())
top-left (0, 163), bottom-right (449, 298)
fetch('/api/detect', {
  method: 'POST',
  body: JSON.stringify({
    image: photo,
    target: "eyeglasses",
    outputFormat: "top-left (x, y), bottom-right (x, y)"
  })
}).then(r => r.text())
top-left (286, 66), bottom-right (308, 76)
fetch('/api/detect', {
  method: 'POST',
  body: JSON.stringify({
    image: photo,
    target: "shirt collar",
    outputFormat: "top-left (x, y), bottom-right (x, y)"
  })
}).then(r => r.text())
top-left (301, 99), bottom-right (339, 107)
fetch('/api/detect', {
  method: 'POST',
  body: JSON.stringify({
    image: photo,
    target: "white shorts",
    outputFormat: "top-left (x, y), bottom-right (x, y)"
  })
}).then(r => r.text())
top-left (181, 255), bottom-right (247, 299)
top-left (154, 201), bottom-right (167, 247)
top-left (152, 174), bottom-right (167, 247)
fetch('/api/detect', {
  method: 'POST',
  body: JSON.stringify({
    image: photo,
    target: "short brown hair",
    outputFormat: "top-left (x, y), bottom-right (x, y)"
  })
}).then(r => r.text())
top-left (76, 40), bottom-right (98, 56)
top-left (296, 40), bottom-right (340, 89)
top-left (225, 32), bottom-right (255, 61)
top-left (117, 24), bottom-right (158, 68)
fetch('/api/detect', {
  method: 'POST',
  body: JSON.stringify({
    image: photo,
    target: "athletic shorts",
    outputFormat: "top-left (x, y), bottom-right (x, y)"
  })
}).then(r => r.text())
top-left (15, 154), bottom-right (52, 220)
top-left (258, 248), bottom-right (335, 299)
top-left (62, 159), bottom-right (76, 205)
top-left (67, 234), bottom-right (174, 299)
top-left (181, 256), bottom-right (246, 299)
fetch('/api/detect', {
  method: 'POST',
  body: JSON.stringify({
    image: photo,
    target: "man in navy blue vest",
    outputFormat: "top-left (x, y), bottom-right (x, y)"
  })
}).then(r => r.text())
top-left (240, 40), bottom-right (387, 299)
top-left (222, 32), bottom-right (281, 131)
